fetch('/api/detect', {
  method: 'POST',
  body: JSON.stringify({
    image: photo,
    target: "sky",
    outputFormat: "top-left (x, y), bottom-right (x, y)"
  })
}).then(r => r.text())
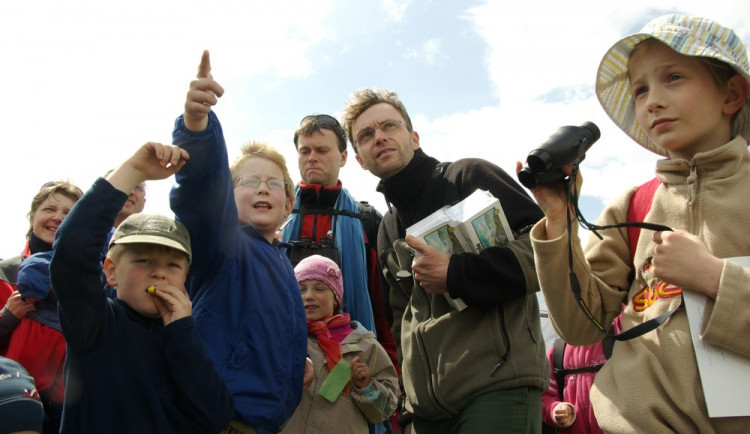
top-left (0, 0), bottom-right (747, 259)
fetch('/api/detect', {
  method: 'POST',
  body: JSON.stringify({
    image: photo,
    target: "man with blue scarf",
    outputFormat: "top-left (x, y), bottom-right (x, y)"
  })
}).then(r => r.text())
top-left (281, 114), bottom-right (399, 378)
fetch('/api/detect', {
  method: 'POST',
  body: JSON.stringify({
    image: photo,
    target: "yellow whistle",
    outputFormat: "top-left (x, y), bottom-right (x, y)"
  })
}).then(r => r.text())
top-left (146, 285), bottom-right (156, 295)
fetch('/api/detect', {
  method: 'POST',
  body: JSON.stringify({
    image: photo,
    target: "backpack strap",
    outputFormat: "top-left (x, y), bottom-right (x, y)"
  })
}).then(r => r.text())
top-left (627, 177), bottom-right (661, 260)
top-left (357, 201), bottom-right (381, 251)
top-left (552, 338), bottom-right (567, 401)
top-left (601, 334), bottom-right (615, 359)
top-left (553, 335), bottom-right (614, 403)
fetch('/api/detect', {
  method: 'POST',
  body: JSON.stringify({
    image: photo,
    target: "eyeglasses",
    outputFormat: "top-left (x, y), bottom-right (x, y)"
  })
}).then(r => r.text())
top-left (235, 176), bottom-right (286, 191)
top-left (354, 119), bottom-right (403, 146)
top-left (300, 114), bottom-right (341, 128)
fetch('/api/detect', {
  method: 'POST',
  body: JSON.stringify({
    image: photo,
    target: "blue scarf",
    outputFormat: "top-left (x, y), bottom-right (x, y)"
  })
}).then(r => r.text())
top-left (282, 186), bottom-right (375, 334)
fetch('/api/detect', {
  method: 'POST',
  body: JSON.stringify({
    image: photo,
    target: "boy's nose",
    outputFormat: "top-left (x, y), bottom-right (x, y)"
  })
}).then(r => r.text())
top-left (150, 264), bottom-right (167, 278)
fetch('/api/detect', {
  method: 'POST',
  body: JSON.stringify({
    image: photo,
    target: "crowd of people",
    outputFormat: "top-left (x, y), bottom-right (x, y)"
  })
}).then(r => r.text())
top-left (1, 13), bottom-right (749, 434)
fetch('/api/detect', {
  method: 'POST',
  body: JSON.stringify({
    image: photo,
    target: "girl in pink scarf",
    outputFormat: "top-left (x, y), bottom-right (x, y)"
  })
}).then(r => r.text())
top-left (281, 255), bottom-right (398, 433)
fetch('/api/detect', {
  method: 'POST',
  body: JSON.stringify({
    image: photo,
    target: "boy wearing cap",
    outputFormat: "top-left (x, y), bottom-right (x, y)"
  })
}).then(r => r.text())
top-left (50, 142), bottom-right (234, 433)
top-left (529, 15), bottom-right (750, 432)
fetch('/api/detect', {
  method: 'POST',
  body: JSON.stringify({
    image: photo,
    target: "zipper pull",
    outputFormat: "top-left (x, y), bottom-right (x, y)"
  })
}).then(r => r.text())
top-left (491, 356), bottom-right (508, 376)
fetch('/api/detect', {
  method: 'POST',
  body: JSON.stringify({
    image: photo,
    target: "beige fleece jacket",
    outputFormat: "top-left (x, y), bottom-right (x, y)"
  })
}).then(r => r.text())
top-left (532, 137), bottom-right (750, 433)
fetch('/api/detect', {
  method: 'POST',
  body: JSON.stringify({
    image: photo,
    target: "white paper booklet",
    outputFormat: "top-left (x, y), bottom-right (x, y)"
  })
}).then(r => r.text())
top-left (406, 189), bottom-right (514, 310)
top-left (684, 256), bottom-right (750, 418)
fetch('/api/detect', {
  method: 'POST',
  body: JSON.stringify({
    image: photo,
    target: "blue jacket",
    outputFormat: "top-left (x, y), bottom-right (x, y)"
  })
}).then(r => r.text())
top-left (51, 178), bottom-right (234, 433)
top-left (171, 111), bottom-right (307, 433)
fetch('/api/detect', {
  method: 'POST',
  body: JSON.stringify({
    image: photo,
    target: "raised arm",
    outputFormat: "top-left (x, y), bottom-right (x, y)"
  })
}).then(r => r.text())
top-left (53, 142), bottom-right (188, 350)
top-left (170, 51), bottom-right (239, 283)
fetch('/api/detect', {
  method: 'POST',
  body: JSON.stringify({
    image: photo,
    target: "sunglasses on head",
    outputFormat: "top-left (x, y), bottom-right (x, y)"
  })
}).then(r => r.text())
top-left (300, 114), bottom-right (341, 128)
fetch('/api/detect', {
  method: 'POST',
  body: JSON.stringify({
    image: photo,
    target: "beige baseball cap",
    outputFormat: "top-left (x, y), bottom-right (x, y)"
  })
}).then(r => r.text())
top-left (110, 213), bottom-right (192, 263)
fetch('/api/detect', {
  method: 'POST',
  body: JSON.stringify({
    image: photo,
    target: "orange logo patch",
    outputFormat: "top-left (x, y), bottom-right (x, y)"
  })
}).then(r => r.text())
top-left (632, 259), bottom-right (682, 312)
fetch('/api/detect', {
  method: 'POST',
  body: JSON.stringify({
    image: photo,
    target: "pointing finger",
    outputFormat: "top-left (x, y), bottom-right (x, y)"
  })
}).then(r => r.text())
top-left (197, 50), bottom-right (211, 79)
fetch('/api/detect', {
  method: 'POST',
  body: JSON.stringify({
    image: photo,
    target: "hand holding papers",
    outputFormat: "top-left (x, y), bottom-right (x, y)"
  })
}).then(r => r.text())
top-left (406, 189), bottom-right (514, 310)
top-left (685, 256), bottom-right (750, 418)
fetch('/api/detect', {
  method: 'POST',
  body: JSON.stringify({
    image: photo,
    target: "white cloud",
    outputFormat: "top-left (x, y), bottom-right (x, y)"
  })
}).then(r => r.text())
top-left (378, 0), bottom-right (411, 22)
top-left (403, 38), bottom-right (442, 65)
top-left (459, 0), bottom-right (749, 207)
top-left (1, 0), bottom-right (749, 259)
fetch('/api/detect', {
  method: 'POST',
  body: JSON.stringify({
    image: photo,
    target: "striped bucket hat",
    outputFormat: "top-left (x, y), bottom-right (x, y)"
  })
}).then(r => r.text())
top-left (596, 15), bottom-right (750, 156)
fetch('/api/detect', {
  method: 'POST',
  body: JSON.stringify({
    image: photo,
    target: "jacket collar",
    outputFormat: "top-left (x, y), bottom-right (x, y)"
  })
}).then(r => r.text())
top-left (657, 136), bottom-right (749, 184)
top-left (377, 148), bottom-right (440, 213)
top-left (298, 180), bottom-right (343, 209)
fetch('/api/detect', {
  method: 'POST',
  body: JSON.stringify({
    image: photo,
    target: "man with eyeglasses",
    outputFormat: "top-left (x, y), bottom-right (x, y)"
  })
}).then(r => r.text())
top-left (114, 182), bottom-right (146, 228)
top-left (342, 88), bottom-right (548, 433)
top-left (280, 114), bottom-right (399, 376)
top-left (103, 169), bottom-right (147, 229)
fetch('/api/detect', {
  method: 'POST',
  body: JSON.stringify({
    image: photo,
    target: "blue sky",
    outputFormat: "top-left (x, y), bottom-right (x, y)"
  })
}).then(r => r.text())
top-left (0, 0), bottom-right (747, 258)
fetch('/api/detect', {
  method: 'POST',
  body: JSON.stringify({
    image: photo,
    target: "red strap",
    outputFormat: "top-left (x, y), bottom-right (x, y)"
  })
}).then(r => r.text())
top-left (627, 178), bottom-right (661, 260)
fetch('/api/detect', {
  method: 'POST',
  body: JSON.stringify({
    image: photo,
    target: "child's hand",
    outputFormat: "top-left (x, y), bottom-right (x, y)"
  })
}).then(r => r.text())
top-left (128, 142), bottom-right (190, 180)
top-left (652, 230), bottom-right (722, 299)
top-left (517, 161), bottom-right (581, 240)
top-left (107, 142), bottom-right (189, 194)
top-left (184, 50), bottom-right (225, 132)
top-left (405, 235), bottom-right (449, 294)
top-left (3, 291), bottom-right (35, 318)
top-left (148, 284), bottom-right (192, 325)
top-left (553, 402), bottom-right (575, 428)
top-left (350, 356), bottom-right (371, 388)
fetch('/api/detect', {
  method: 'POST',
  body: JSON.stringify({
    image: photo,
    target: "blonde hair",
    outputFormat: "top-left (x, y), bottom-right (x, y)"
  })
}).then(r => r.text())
top-left (106, 243), bottom-right (189, 269)
top-left (229, 141), bottom-right (295, 200)
top-left (342, 88), bottom-right (414, 153)
top-left (27, 180), bottom-right (84, 238)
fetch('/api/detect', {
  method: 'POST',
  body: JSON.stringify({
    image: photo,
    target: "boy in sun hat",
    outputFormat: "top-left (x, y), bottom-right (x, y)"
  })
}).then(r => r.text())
top-left (281, 255), bottom-right (398, 434)
top-left (528, 14), bottom-right (750, 432)
top-left (50, 142), bottom-right (234, 433)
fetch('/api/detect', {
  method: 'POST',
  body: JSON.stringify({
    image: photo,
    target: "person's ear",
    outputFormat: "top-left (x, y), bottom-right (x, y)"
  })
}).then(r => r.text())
top-left (285, 197), bottom-right (294, 219)
top-left (340, 149), bottom-right (348, 168)
top-left (723, 75), bottom-right (749, 117)
top-left (355, 154), bottom-right (368, 170)
top-left (104, 258), bottom-right (118, 287)
top-left (411, 130), bottom-right (420, 149)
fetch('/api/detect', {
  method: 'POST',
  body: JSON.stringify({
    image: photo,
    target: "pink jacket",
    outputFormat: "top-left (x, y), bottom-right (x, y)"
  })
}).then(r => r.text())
top-left (542, 341), bottom-right (605, 434)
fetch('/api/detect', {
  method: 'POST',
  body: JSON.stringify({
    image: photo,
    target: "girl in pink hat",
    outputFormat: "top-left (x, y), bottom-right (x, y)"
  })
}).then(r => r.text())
top-left (281, 255), bottom-right (398, 434)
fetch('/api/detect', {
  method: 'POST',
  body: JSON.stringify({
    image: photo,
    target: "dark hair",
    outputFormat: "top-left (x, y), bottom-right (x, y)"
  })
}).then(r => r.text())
top-left (294, 114), bottom-right (347, 152)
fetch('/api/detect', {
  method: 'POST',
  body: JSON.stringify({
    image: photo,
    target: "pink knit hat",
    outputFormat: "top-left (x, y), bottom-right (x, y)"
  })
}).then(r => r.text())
top-left (294, 255), bottom-right (344, 305)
